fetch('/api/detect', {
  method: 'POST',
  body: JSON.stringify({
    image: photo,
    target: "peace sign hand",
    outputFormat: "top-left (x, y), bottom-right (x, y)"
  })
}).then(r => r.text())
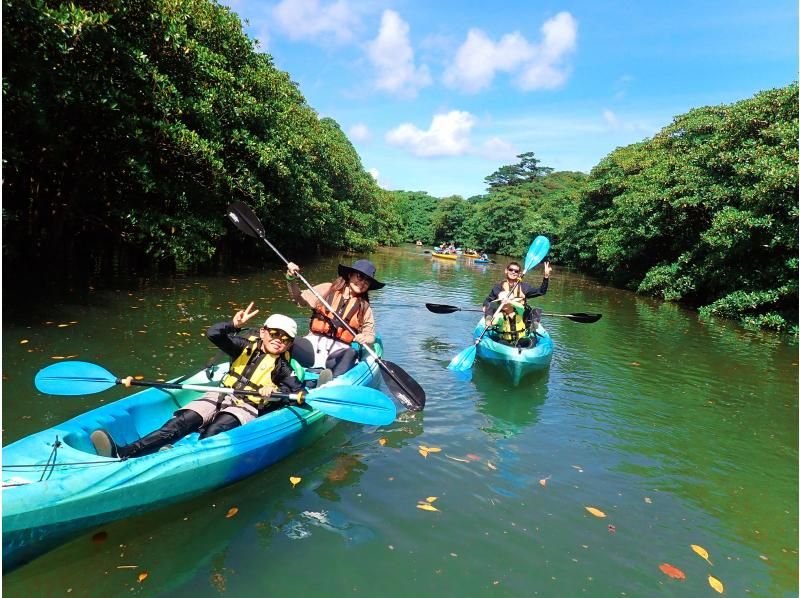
top-left (233, 301), bottom-right (260, 329)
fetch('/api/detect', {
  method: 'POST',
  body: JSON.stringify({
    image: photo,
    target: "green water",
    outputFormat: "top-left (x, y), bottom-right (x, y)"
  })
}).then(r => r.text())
top-left (3, 245), bottom-right (797, 597)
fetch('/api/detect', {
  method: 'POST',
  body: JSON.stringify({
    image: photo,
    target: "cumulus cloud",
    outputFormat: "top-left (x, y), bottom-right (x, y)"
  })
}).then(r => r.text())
top-left (444, 11), bottom-right (577, 93)
top-left (368, 167), bottom-right (391, 189)
top-left (272, 0), bottom-right (359, 44)
top-left (385, 110), bottom-right (477, 157)
top-left (366, 10), bottom-right (431, 98)
top-left (348, 123), bottom-right (371, 142)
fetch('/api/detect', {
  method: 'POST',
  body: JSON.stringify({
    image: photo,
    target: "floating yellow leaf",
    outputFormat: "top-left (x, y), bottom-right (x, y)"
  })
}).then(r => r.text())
top-left (691, 544), bottom-right (712, 564)
top-left (134, 375), bottom-right (144, 380)
top-left (58, 323), bottom-right (69, 328)
top-left (19, 339), bottom-right (29, 344)
top-left (289, 476), bottom-right (301, 487)
top-left (658, 563), bottom-right (686, 580)
top-left (487, 461), bottom-right (497, 470)
top-left (708, 575), bottom-right (724, 593)
top-left (416, 503), bottom-right (439, 512)
top-left (426, 496), bottom-right (437, 503)
top-left (426, 447), bottom-right (441, 453)
top-left (51, 356), bottom-right (65, 360)
top-left (137, 571), bottom-right (149, 583)
top-left (539, 478), bottom-right (547, 487)
top-left (225, 507), bottom-right (239, 518)
top-left (379, 438), bottom-right (387, 446)
top-left (419, 448), bottom-right (428, 458)
top-left (585, 506), bottom-right (606, 518)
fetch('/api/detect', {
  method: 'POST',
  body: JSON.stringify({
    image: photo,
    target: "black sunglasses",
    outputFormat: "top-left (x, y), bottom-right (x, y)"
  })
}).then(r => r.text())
top-left (261, 327), bottom-right (292, 342)
top-left (507, 268), bottom-right (520, 273)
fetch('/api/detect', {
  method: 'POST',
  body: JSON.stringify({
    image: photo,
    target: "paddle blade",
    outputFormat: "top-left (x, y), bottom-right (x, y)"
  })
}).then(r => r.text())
top-left (35, 361), bottom-right (117, 396)
top-left (567, 312), bottom-right (602, 323)
top-left (425, 303), bottom-right (461, 314)
top-left (447, 344), bottom-right (477, 372)
top-left (380, 360), bottom-right (426, 412)
top-left (305, 385), bottom-right (396, 426)
top-left (523, 235), bottom-right (550, 273)
top-left (227, 201), bottom-right (265, 239)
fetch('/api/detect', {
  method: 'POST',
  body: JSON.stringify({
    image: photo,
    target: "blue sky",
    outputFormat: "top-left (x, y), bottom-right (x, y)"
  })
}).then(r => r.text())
top-left (224, 0), bottom-right (797, 198)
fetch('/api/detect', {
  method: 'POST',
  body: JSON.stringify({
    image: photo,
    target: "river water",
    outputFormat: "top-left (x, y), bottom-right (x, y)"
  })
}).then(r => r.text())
top-left (2, 244), bottom-right (797, 597)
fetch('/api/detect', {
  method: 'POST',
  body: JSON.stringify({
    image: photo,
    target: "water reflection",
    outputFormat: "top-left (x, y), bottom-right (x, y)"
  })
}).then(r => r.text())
top-left (471, 364), bottom-right (548, 439)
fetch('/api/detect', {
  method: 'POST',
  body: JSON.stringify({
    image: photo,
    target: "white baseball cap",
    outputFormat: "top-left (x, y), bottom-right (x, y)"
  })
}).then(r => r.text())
top-left (263, 314), bottom-right (297, 339)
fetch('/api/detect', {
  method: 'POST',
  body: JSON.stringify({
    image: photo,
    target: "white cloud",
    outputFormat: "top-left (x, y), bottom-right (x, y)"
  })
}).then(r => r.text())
top-left (272, 0), bottom-right (358, 44)
top-left (479, 136), bottom-right (517, 160)
top-left (348, 123), bottom-right (371, 142)
top-left (444, 11), bottom-right (577, 93)
top-left (368, 167), bottom-right (391, 189)
top-left (385, 110), bottom-right (477, 157)
top-left (366, 10), bottom-right (431, 98)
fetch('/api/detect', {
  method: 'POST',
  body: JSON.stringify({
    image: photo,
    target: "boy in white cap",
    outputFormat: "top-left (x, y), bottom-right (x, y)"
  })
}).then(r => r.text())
top-left (90, 302), bottom-right (310, 459)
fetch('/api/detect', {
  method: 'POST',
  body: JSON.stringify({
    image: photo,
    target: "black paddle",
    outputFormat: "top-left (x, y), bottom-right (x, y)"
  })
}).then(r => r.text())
top-left (426, 303), bottom-right (602, 323)
top-left (226, 201), bottom-right (426, 412)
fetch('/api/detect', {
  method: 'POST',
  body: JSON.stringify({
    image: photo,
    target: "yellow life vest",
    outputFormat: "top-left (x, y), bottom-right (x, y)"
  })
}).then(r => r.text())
top-left (501, 281), bottom-right (525, 300)
top-left (222, 337), bottom-right (287, 404)
top-left (498, 313), bottom-right (527, 343)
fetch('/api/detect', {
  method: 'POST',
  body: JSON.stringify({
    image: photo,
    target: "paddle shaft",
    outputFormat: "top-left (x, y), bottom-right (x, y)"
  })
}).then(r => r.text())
top-left (125, 378), bottom-right (303, 402)
top-left (253, 232), bottom-right (414, 397)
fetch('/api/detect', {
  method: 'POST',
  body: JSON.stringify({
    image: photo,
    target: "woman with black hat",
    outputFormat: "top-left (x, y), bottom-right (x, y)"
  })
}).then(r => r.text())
top-left (285, 258), bottom-right (385, 380)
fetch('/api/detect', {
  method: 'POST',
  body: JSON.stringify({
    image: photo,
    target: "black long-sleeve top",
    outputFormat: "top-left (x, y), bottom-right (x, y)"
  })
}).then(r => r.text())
top-left (206, 321), bottom-right (303, 393)
top-left (482, 277), bottom-right (549, 311)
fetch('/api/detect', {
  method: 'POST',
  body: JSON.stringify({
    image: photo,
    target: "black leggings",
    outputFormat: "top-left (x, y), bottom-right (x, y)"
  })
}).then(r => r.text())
top-left (326, 347), bottom-right (357, 377)
top-left (120, 410), bottom-right (241, 458)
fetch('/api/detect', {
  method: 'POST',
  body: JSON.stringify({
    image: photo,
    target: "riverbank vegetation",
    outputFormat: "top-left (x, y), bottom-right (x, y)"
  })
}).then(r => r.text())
top-left (392, 85), bottom-right (798, 332)
top-left (3, 1), bottom-right (796, 330)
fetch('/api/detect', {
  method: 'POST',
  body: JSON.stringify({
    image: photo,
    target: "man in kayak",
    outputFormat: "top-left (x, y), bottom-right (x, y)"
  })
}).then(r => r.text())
top-left (90, 303), bottom-right (312, 459)
top-left (482, 260), bottom-right (552, 328)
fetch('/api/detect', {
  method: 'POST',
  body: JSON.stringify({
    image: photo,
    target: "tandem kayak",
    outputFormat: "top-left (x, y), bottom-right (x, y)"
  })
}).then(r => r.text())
top-left (432, 252), bottom-right (457, 260)
top-left (472, 318), bottom-right (553, 385)
top-left (1, 343), bottom-right (383, 571)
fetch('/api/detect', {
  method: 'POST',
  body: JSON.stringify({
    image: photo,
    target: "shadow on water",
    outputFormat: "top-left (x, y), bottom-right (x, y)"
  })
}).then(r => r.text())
top-left (470, 362), bottom-right (549, 439)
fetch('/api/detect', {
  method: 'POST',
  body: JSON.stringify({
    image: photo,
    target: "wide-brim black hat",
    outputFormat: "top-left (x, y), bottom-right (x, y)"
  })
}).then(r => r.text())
top-left (337, 259), bottom-right (385, 290)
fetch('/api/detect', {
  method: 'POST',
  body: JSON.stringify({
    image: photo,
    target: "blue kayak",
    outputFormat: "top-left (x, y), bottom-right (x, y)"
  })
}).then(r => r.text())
top-left (472, 318), bottom-right (553, 385)
top-left (1, 342), bottom-right (383, 571)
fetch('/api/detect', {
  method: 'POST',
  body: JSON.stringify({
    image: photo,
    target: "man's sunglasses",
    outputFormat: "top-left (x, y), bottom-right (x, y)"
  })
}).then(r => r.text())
top-left (262, 327), bottom-right (292, 342)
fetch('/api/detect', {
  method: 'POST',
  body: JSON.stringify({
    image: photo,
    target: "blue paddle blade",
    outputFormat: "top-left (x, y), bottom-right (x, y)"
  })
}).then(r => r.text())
top-left (35, 361), bottom-right (118, 395)
top-left (447, 344), bottom-right (477, 372)
top-left (523, 235), bottom-right (550, 273)
top-left (305, 385), bottom-right (396, 426)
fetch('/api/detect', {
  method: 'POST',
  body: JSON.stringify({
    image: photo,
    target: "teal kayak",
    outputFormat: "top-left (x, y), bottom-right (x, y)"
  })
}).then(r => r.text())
top-left (472, 318), bottom-right (553, 385)
top-left (1, 341), bottom-right (383, 571)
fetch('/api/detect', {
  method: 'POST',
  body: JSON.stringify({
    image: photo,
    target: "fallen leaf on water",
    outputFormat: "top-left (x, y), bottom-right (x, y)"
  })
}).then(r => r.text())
top-left (631, 361), bottom-right (641, 366)
top-left (416, 503), bottom-right (439, 512)
top-left (58, 323), bottom-right (69, 328)
top-left (466, 454), bottom-right (480, 461)
top-left (19, 339), bottom-right (29, 344)
top-left (419, 448), bottom-right (429, 458)
top-left (225, 507), bottom-right (239, 518)
top-left (137, 572), bottom-right (149, 583)
top-left (289, 476), bottom-right (301, 487)
top-left (446, 454), bottom-right (470, 463)
top-left (658, 563), bottom-right (686, 580)
top-left (51, 356), bottom-right (66, 360)
top-left (420, 445), bottom-right (441, 453)
top-left (644, 497), bottom-right (652, 504)
top-left (691, 544), bottom-right (712, 564)
top-left (708, 575), bottom-right (724, 593)
top-left (487, 461), bottom-right (497, 470)
top-left (425, 496), bottom-right (437, 503)
top-left (585, 506), bottom-right (606, 518)
top-left (134, 375), bottom-right (144, 380)
top-left (539, 475), bottom-right (551, 487)
top-left (379, 438), bottom-right (387, 446)
top-left (608, 524), bottom-right (616, 534)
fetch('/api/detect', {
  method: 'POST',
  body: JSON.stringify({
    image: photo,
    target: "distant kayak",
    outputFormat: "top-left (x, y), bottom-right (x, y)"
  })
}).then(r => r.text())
top-left (432, 252), bottom-right (457, 260)
top-left (472, 258), bottom-right (490, 264)
top-left (472, 318), bottom-right (553, 385)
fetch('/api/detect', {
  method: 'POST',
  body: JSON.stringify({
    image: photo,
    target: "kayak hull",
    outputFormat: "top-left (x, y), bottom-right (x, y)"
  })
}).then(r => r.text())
top-left (472, 319), bottom-right (553, 385)
top-left (2, 345), bottom-right (382, 571)
top-left (432, 252), bottom-right (457, 260)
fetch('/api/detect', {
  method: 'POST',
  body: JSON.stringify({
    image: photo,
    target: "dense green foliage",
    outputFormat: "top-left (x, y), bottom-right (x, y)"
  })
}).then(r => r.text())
top-left (387, 84), bottom-right (797, 330)
top-left (3, 0), bottom-right (395, 278)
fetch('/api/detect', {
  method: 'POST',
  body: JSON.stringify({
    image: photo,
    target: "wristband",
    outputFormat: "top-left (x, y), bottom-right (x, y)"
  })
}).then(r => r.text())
top-left (285, 274), bottom-right (297, 281)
